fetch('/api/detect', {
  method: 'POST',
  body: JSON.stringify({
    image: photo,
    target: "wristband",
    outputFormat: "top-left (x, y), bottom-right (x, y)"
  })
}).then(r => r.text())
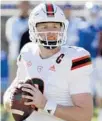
top-left (44, 100), bottom-right (57, 115)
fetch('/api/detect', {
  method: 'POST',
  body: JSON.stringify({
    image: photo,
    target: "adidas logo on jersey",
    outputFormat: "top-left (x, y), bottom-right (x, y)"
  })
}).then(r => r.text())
top-left (49, 65), bottom-right (55, 71)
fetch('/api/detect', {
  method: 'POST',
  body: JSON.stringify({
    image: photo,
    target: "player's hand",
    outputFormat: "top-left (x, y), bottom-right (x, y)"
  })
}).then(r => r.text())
top-left (21, 83), bottom-right (47, 109)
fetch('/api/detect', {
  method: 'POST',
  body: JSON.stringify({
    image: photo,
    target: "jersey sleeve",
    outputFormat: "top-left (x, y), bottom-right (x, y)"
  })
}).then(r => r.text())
top-left (11, 43), bottom-right (34, 82)
top-left (3, 43), bottom-right (37, 110)
top-left (4, 52), bottom-right (27, 92)
top-left (4, 43), bottom-right (32, 93)
top-left (3, 52), bottom-right (27, 110)
top-left (16, 54), bottom-right (27, 80)
top-left (69, 48), bottom-right (93, 95)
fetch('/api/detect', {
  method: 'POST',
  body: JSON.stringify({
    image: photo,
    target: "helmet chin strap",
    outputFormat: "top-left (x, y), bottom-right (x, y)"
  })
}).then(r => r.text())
top-left (40, 40), bottom-right (58, 50)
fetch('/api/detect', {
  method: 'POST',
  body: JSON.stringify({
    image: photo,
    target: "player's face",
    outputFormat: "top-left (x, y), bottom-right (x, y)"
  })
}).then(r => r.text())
top-left (36, 22), bottom-right (62, 41)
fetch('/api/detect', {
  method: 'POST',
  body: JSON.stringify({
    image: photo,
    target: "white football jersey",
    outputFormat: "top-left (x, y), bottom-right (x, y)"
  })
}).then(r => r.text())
top-left (15, 42), bottom-right (93, 121)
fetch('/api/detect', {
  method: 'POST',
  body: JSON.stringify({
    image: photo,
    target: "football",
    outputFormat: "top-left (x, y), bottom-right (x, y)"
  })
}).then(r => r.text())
top-left (10, 78), bottom-right (44, 121)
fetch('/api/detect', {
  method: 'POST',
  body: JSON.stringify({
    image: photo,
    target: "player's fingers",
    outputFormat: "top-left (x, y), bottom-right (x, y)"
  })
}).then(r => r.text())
top-left (34, 84), bottom-right (39, 89)
top-left (17, 84), bottom-right (23, 89)
top-left (21, 83), bottom-right (34, 89)
top-left (24, 101), bottom-right (34, 105)
top-left (22, 84), bottom-right (37, 92)
top-left (22, 88), bottom-right (34, 95)
top-left (22, 95), bottom-right (34, 100)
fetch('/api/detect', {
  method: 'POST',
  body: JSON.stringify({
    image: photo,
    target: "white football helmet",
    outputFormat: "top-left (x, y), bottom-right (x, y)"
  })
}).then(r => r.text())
top-left (28, 3), bottom-right (68, 49)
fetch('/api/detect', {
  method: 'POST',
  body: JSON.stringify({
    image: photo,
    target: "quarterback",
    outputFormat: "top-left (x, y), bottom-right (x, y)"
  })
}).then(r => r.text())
top-left (3, 3), bottom-right (93, 121)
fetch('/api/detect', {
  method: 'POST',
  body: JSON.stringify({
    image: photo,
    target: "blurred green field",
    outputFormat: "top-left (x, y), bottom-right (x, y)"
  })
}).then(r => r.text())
top-left (0, 104), bottom-right (99, 121)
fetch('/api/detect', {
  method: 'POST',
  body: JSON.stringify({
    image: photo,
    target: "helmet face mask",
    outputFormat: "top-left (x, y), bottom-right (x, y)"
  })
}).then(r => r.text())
top-left (29, 3), bottom-right (68, 49)
top-left (34, 31), bottom-right (65, 49)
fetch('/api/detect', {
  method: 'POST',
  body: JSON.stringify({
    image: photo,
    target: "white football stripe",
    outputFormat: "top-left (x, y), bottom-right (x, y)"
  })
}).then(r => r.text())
top-left (11, 109), bottom-right (24, 115)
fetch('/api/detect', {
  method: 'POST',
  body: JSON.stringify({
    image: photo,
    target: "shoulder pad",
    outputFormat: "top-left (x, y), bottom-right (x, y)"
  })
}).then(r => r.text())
top-left (20, 42), bottom-right (38, 54)
top-left (17, 43), bottom-right (38, 64)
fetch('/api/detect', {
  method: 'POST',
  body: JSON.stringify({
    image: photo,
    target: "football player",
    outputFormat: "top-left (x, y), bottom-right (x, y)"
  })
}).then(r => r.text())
top-left (3, 3), bottom-right (93, 121)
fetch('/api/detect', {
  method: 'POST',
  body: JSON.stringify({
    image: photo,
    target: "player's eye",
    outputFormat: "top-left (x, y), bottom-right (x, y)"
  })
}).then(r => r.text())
top-left (43, 26), bottom-right (48, 29)
top-left (53, 26), bottom-right (58, 28)
top-left (53, 24), bottom-right (61, 29)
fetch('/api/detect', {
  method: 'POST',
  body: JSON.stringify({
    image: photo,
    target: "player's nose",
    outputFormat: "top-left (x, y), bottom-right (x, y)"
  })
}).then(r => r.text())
top-left (47, 33), bottom-right (57, 40)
